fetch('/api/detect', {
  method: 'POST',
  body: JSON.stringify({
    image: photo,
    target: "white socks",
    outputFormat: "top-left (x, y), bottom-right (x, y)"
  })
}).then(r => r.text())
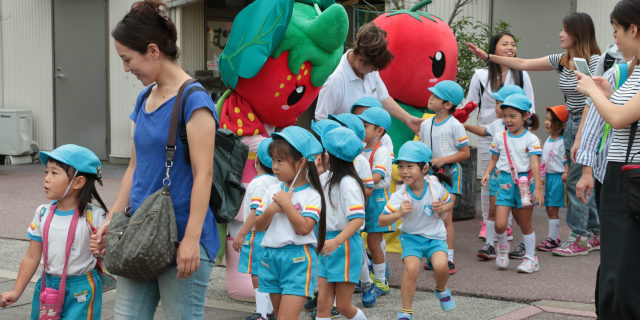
top-left (255, 289), bottom-right (272, 317)
top-left (373, 263), bottom-right (386, 282)
top-left (447, 249), bottom-right (454, 262)
top-left (360, 248), bottom-right (372, 283)
top-left (496, 231), bottom-right (508, 248)
top-left (523, 232), bottom-right (536, 257)
top-left (485, 220), bottom-right (496, 245)
top-left (548, 219), bottom-right (560, 240)
top-left (348, 308), bottom-right (367, 320)
top-left (381, 238), bottom-right (387, 259)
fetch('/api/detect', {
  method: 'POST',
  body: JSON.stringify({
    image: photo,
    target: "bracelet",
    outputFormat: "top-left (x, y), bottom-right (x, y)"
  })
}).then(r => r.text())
top-left (486, 53), bottom-right (490, 62)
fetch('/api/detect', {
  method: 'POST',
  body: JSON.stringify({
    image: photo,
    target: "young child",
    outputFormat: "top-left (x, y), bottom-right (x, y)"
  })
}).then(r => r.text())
top-left (316, 127), bottom-right (368, 320)
top-left (232, 138), bottom-right (279, 320)
top-left (464, 85), bottom-right (526, 260)
top-left (418, 80), bottom-right (471, 274)
top-left (254, 126), bottom-right (327, 319)
top-left (358, 107), bottom-right (393, 297)
top-left (0, 144), bottom-right (108, 319)
top-left (351, 96), bottom-right (394, 156)
top-left (481, 94), bottom-right (544, 273)
top-left (378, 141), bottom-right (456, 318)
top-left (537, 105), bottom-right (569, 252)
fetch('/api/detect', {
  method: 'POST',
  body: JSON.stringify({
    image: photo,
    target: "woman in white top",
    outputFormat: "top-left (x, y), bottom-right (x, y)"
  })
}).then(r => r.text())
top-left (575, 2), bottom-right (640, 317)
top-left (465, 32), bottom-right (535, 237)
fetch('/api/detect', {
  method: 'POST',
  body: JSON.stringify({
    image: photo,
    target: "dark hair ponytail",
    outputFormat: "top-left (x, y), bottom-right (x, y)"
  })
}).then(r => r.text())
top-left (306, 160), bottom-right (327, 254)
top-left (77, 173), bottom-right (108, 218)
top-left (524, 113), bottom-right (540, 131)
top-left (424, 163), bottom-right (453, 187)
top-left (112, 0), bottom-right (179, 60)
top-left (325, 154), bottom-right (366, 208)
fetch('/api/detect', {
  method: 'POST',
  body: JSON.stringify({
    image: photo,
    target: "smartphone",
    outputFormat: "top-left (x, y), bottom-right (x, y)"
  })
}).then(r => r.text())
top-left (573, 57), bottom-right (592, 76)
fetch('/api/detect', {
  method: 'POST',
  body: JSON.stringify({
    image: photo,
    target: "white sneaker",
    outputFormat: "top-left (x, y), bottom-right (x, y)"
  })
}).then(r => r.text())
top-left (517, 255), bottom-right (540, 274)
top-left (496, 242), bottom-right (510, 269)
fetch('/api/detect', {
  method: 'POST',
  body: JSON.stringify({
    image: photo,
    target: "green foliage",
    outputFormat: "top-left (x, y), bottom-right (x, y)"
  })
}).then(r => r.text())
top-left (450, 18), bottom-right (515, 95)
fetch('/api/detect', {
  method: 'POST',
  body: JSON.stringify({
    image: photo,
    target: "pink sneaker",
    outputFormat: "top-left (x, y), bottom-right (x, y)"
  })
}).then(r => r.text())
top-left (588, 234), bottom-right (600, 251)
top-left (478, 222), bottom-right (486, 240)
top-left (552, 233), bottom-right (589, 257)
top-left (536, 237), bottom-right (561, 252)
top-left (496, 242), bottom-right (510, 269)
top-left (506, 228), bottom-right (514, 241)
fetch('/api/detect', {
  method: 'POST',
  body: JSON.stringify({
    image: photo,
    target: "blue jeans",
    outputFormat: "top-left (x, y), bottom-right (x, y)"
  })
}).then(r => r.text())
top-left (564, 113), bottom-right (600, 236)
top-left (113, 245), bottom-right (214, 320)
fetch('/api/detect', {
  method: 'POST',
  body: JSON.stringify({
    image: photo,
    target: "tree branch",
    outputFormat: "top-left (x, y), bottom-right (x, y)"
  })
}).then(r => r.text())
top-left (447, 0), bottom-right (473, 25)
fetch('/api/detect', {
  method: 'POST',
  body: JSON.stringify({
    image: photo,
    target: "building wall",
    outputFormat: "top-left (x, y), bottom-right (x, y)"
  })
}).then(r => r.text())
top-left (0, 0), bottom-right (54, 151)
top-left (179, 1), bottom-right (205, 74)
top-left (577, 0), bottom-right (618, 52)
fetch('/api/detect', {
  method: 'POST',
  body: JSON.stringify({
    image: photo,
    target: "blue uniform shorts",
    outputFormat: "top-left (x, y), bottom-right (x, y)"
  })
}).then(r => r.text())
top-left (259, 244), bottom-right (317, 297)
top-left (365, 188), bottom-right (395, 233)
top-left (318, 231), bottom-right (363, 284)
top-left (442, 163), bottom-right (462, 195)
top-left (31, 269), bottom-right (102, 320)
top-left (495, 171), bottom-right (536, 209)
top-left (400, 233), bottom-right (448, 263)
top-left (489, 168), bottom-right (499, 197)
top-left (544, 172), bottom-right (567, 208)
top-left (238, 230), bottom-right (265, 276)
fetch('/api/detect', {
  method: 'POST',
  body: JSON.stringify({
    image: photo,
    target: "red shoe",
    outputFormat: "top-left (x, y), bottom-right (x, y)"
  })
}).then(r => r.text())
top-left (506, 228), bottom-right (514, 241)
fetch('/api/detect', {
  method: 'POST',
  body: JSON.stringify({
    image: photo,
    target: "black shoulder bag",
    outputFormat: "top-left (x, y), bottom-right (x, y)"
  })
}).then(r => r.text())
top-left (622, 121), bottom-right (640, 221)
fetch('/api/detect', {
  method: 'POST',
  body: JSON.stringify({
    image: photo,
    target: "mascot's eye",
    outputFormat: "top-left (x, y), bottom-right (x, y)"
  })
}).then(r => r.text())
top-left (430, 51), bottom-right (446, 78)
top-left (287, 85), bottom-right (306, 106)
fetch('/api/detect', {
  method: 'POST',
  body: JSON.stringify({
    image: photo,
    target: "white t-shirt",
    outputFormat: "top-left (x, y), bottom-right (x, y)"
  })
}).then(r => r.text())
top-left (320, 172), bottom-right (366, 231)
top-left (541, 136), bottom-right (567, 173)
top-left (363, 135), bottom-right (394, 158)
top-left (361, 144), bottom-right (393, 189)
top-left (257, 183), bottom-right (322, 248)
top-left (242, 174), bottom-right (279, 221)
top-left (484, 119), bottom-right (506, 137)
top-left (490, 130), bottom-right (542, 173)
top-left (315, 50), bottom-right (390, 120)
top-left (465, 68), bottom-right (536, 126)
top-left (419, 115), bottom-right (469, 158)
top-left (354, 154), bottom-right (374, 189)
top-left (27, 203), bottom-right (106, 276)
top-left (383, 177), bottom-right (451, 240)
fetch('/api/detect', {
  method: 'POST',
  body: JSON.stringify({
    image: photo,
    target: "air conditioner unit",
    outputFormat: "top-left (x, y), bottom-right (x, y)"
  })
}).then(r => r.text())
top-left (0, 110), bottom-right (33, 156)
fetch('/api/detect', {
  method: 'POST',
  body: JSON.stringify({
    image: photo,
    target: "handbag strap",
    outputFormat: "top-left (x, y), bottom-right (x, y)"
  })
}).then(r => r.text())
top-left (503, 132), bottom-right (519, 183)
top-left (41, 204), bottom-right (80, 313)
top-left (166, 79), bottom-right (198, 163)
top-left (626, 121), bottom-right (638, 163)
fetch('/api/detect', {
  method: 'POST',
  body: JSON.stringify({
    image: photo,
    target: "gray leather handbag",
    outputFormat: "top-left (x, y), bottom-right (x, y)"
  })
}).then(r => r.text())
top-left (104, 80), bottom-right (196, 281)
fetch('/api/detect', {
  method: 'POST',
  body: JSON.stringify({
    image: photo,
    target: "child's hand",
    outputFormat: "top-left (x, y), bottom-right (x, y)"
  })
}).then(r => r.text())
top-left (399, 200), bottom-right (413, 217)
top-left (272, 190), bottom-right (293, 209)
top-left (320, 239), bottom-right (340, 257)
top-left (232, 235), bottom-right (244, 252)
top-left (92, 220), bottom-right (110, 255)
top-left (533, 189), bottom-right (544, 208)
top-left (561, 172), bottom-right (568, 183)
top-left (481, 173), bottom-right (490, 187)
top-left (432, 201), bottom-right (448, 219)
top-left (89, 234), bottom-right (105, 255)
top-left (0, 291), bottom-right (20, 308)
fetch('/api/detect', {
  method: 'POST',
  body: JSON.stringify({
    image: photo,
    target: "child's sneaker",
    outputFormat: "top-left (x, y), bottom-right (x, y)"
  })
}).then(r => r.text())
top-left (517, 255), bottom-right (540, 273)
top-left (478, 221), bottom-right (486, 240)
top-left (552, 233), bottom-right (589, 257)
top-left (496, 242), bottom-right (510, 269)
top-left (310, 307), bottom-right (340, 319)
top-left (245, 313), bottom-right (266, 320)
top-left (354, 281), bottom-right (362, 293)
top-left (423, 262), bottom-right (433, 270)
top-left (448, 261), bottom-right (456, 274)
top-left (506, 227), bottom-right (514, 241)
top-left (361, 282), bottom-right (377, 307)
top-left (373, 276), bottom-right (390, 296)
top-left (434, 287), bottom-right (456, 312)
top-left (477, 243), bottom-right (497, 260)
top-left (588, 234), bottom-right (601, 251)
top-left (536, 237), bottom-right (561, 251)
top-left (303, 291), bottom-right (317, 311)
top-left (509, 242), bottom-right (526, 259)
top-left (267, 313), bottom-right (275, 320)
top-left (397, 312), bottom-right (412, 320)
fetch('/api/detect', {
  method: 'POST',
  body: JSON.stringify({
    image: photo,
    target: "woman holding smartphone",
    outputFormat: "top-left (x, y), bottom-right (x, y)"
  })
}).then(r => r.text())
top-left (468, 12), bottom-right (601, 260)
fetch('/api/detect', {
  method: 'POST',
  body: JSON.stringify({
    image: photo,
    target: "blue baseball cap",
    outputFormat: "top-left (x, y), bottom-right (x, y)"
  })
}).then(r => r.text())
top-left (393, 141), bottom-right (432, 164)
top-left (329, 113), bottom-right (366, 141)
top-left (310, 119), bottom-right (341, 138)
top-left (39, 144), bottom-right (101, 175)
top-left (321, 127), bottom-right (363, 162)
top-left (358, 107), bottom-right (391, 131)
top-left (256, 138), bottom-right (274, 169)
top-left (492, 85), bottom-right (525, 102)
top-left (428, 80), bottom-right (464, 106)
top-left (500, 93), bottom-right (532, 112)
top-left (271, 126), bottom-right (323, 162)
top-left (350, 96), bottom-right (383, 113)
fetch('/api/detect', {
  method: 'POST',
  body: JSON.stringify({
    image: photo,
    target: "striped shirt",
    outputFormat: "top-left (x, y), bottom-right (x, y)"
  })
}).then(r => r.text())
top-left (607, 66), bottom-right (640, 163)
top-left (576, 67), bottom-right (618, 182)
top-left (548, 53), bottom-right (600, 113)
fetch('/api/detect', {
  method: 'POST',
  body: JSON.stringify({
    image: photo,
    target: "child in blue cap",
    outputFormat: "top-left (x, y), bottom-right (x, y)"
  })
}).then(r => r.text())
top-left (378, 141), bottom-right (456, 317)
top-left (254, 126), bottom-right (326, 319)
top-left (350, 97), bottom-right (395, 157)
top-left (419, 80), bottom-right (470, 274)
top-left (232, 138), bottom-right (279, 320)
top-left (316, 127), bottom-right (368, 320)
top-left (464, 85), bottom-right (531, 259)
top-left (357, 107), bottom-right (393, 298)
top-left (482, 94), bottom-right (543, 274)
top-left (0, 144), bottom-right (108, 318)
